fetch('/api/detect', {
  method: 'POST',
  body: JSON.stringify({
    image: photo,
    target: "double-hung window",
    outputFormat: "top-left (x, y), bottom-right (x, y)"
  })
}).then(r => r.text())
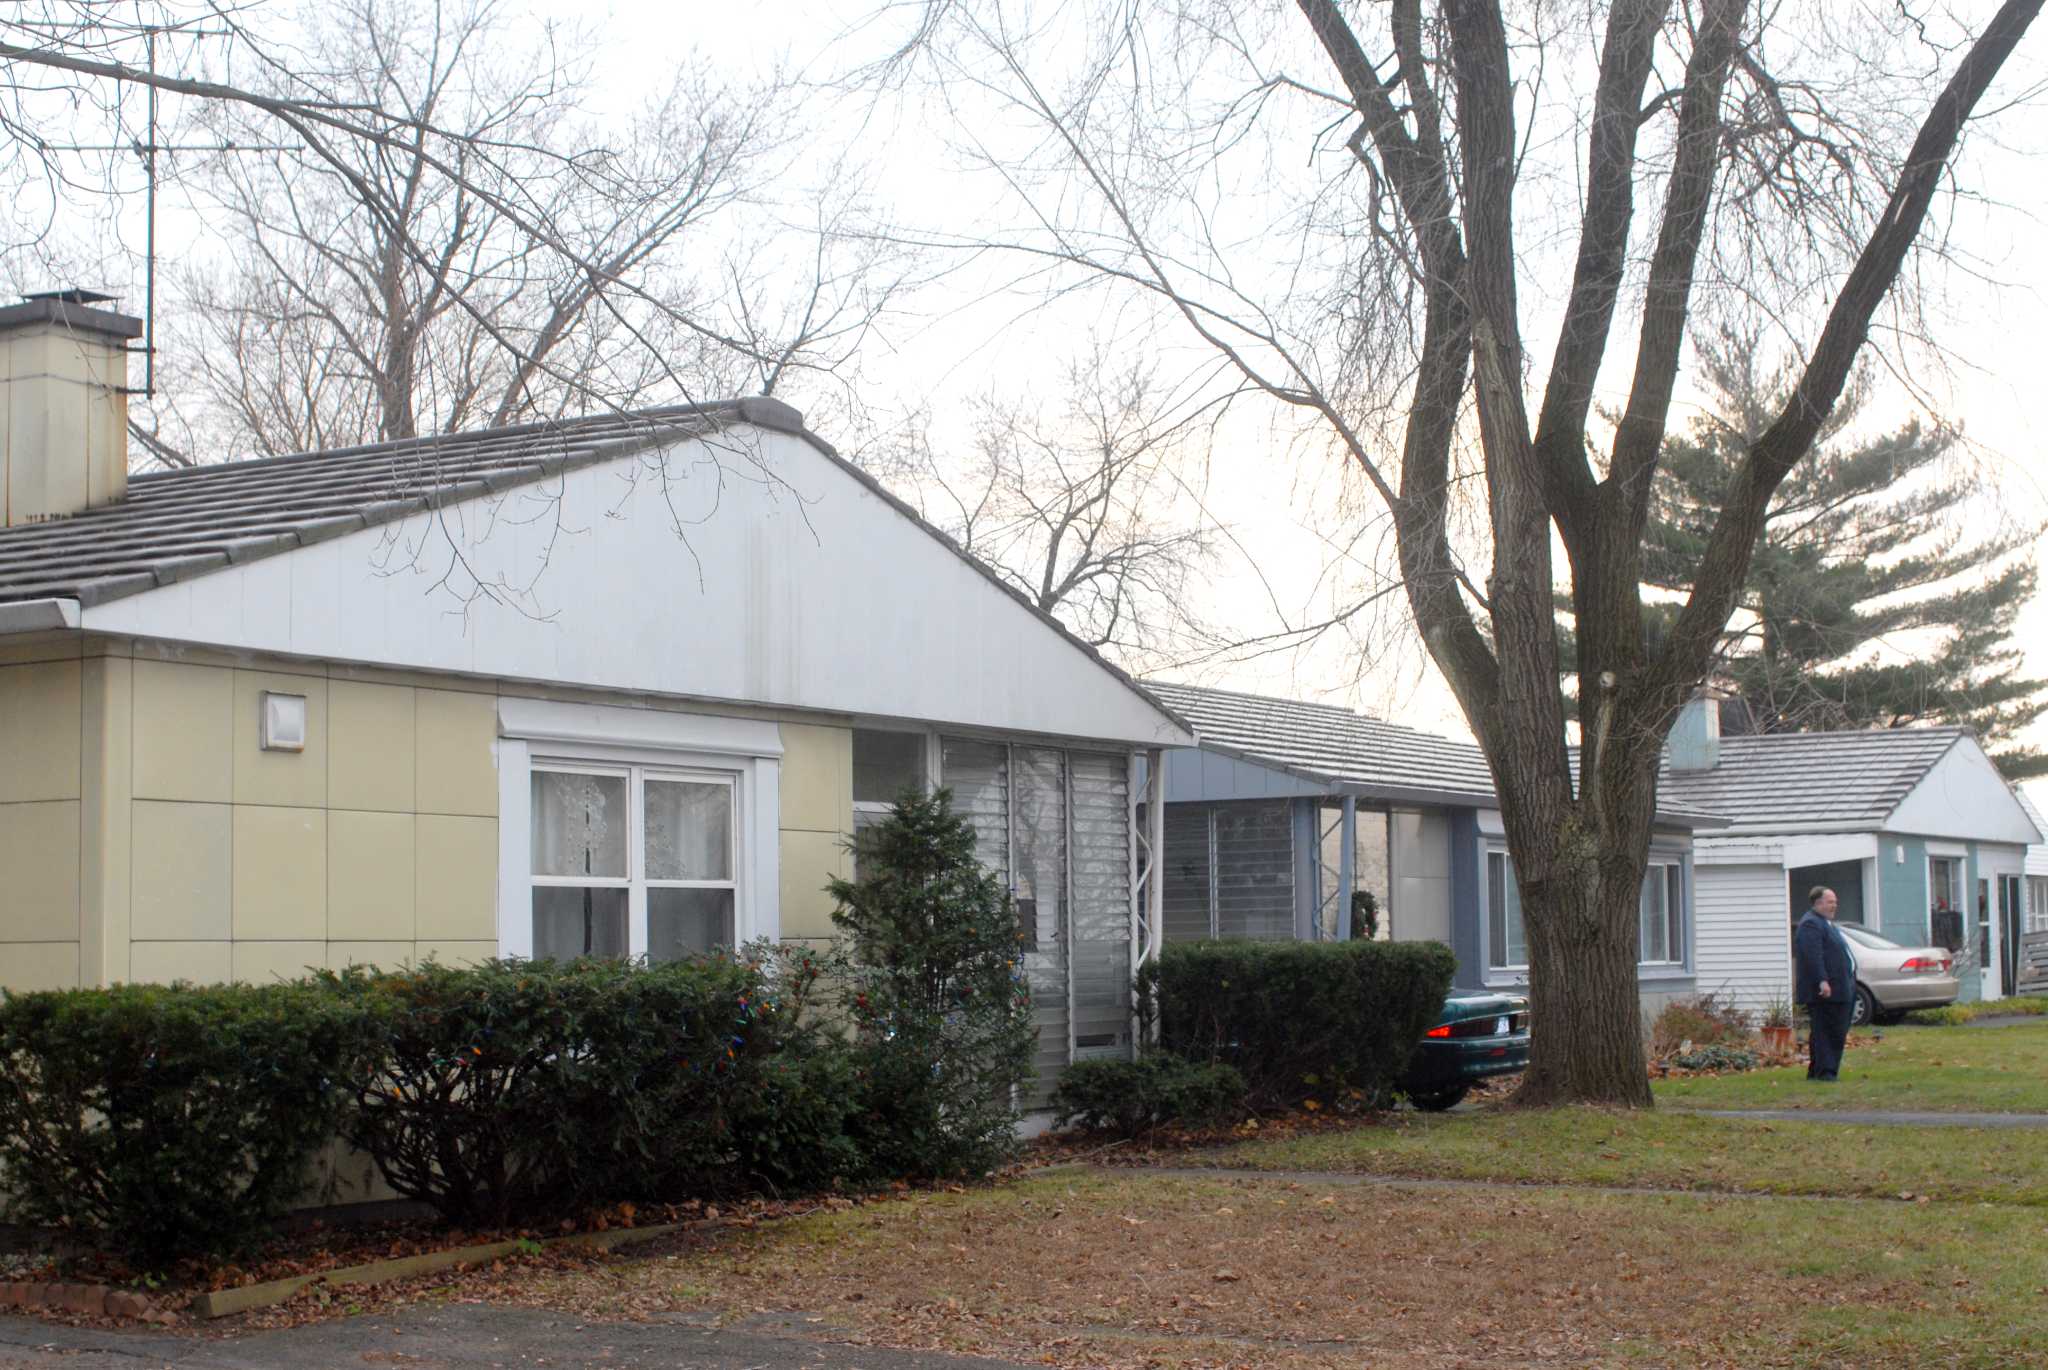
top-left (1639, 860), bottom-right (1684, 965)
top-left (529, 764), bottom-right (739, 961)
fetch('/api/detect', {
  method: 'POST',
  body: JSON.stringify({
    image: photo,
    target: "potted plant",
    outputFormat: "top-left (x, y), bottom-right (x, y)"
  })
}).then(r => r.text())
top-left (1759, 999), bottom-right (1795, 1057)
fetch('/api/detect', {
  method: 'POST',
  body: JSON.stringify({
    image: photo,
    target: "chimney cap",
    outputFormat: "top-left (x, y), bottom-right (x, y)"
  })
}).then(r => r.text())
top-left (21, 288), bottom-right (120, 306)
top-left (0, 292), bottom-right (143, 340)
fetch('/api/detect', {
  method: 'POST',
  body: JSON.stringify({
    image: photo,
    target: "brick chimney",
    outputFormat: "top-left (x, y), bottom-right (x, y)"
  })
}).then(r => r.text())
top-left (0, 290), bottom-right (143, 526)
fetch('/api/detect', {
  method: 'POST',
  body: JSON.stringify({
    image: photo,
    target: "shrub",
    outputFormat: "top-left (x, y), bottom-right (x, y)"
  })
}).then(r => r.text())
top-left (830, 788), bottom-right (1036, 1179)
top-left (1668, 1043), bottom-right (1762, 1073)
top-left (1651, 992), bottom-right (1753, 1057)
top-left (1140, 939), bottom-right (1454, 1110)
top-left (324, 953), bottom-right (856, 1226)
top-left (1050, 1054), bottom-right (1247, 1137)
top-left (1903, 1004), bottom-right (1973, 1026)
top-left (0, 982), bottom-right (379, 1267)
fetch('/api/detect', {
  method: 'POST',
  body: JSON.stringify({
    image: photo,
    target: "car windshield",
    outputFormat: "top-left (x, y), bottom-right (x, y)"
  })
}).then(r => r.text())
top-left (1838, 924), bottom-right (1901, 950)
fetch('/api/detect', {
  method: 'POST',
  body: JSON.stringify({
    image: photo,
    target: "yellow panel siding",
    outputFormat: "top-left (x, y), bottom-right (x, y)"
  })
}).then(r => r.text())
top-left (778, 723), bottom-right (853, 833)
top-left (0, 800), bottom-right (81, 941)
top-left (325, 941), bottom-right (416, 971)
top-left (779, 829), bottom-right (849, 941)
top-left (131, 659), bottom-right (233, 802)
top-left (129, 939), bottom-right (233, 985)
top-left (327, 810), bottom-right (416, 941)
top-left (231, 939), bottom-right (326, 985)
top-left (414, 814), bottom-right (496, 941)
top-left (777, 723), bottom-right (853, 942)
top-left (415, 939), bottom-right (496, 968)
top-left (328, 681), bottom-right (417, 812)
top-left (79, 654), bottom-right (133, 986)
top-left (231, 806), bottom-right (327, 941)
top-left (231, 670), bottom-right (329, 808)
top-left (129, 800), bottom-right (231, 941)
top-left (414, 689), bottom-right (498, 816)
top-left (1, 942), bottom-right (79, 990)
top-left (0, 659), bottom-right (82, 802)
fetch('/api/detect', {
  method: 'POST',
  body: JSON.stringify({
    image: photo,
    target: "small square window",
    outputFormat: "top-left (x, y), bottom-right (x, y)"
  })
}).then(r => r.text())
top-left (854, 729), bottom-right (926, 804)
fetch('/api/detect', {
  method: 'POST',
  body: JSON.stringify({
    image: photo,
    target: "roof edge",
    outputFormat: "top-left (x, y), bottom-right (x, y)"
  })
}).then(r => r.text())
top-left (0, 598), bottom-right (81, 633)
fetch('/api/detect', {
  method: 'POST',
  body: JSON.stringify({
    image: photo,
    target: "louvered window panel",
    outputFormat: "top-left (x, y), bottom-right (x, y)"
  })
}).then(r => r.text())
top-left (1214, 802), bottom-right (1294, 940)
top-left (1162, 805), bottom-right (1214, 941)
top-left (941, 739), bottom-right (1010, 885)
top-left (1011, 747), bottom-right (1070, 1108)
top-left (1069, 752), bottom-right (1132, 1060)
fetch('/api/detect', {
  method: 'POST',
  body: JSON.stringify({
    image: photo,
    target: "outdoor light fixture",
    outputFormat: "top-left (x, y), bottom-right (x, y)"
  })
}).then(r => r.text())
top-left (260, 691), bottom-right (307, 752)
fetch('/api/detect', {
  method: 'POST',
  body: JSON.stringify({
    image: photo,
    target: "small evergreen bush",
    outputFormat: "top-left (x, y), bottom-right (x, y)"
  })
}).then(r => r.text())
top-left (0, 982), bottom-right (380, 1267)
top-left (830, 788), bottom-right (1036, 1179)
top-left (1667, 1043), bottom-right (1762, 1073)
top-left (1141, 939), bottom-right (1454, 1110)
top-left (1050, 1054), bottom-right (1246, 1137)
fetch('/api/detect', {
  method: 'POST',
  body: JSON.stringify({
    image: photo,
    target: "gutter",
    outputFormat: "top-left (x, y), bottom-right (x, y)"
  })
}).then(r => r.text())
top-left (0, 598), bottom-right (81, 633)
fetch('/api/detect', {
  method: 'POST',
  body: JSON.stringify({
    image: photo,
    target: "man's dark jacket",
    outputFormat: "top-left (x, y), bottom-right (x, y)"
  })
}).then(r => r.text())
top-left (1793, 909), bottom-right (1855, 1006)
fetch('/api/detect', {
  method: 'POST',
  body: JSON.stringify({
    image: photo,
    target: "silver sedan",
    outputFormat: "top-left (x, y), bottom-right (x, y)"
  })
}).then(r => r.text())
top-left (1838, 923), bottom-right (1961, 1025)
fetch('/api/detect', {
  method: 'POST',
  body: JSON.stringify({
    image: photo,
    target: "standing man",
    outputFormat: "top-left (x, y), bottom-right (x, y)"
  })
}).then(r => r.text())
top-left (1794, 886), bottom-right (1857, 1082)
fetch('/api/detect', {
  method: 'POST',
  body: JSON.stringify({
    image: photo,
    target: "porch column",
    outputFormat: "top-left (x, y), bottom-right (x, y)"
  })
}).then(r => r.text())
top-left (1336, 794), bottom-right (1357, 939)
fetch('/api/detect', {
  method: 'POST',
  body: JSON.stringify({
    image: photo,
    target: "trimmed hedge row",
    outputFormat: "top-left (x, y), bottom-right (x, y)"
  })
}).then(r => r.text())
top-left (0, 952), bottom-right (856, 1265)
top-left (1141, 939), bottom-right (1455, 1110)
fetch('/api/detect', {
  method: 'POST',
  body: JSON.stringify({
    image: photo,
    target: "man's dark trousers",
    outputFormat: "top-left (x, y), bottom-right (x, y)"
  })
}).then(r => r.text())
top-left (1808, 1000), bottom-right (1853, 1080)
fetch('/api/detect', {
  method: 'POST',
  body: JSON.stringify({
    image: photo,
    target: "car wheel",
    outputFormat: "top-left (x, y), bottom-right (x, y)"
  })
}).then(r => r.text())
top-left (1408, 1084), bottom-right (1469, 1112)
top-left (1853, 984), bottom-right (1877, 1028)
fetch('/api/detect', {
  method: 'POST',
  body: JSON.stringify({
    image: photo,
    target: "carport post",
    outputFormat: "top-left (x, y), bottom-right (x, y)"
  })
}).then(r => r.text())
top-left (1335, 794), bottom-right (1357, 940)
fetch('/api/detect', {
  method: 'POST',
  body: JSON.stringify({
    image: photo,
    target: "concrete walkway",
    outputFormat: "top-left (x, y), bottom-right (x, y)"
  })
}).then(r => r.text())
top-left (0, 1307), bottom-right (1032, 1370)
top-left (1691, 1107), bottom-right (2048, 1128)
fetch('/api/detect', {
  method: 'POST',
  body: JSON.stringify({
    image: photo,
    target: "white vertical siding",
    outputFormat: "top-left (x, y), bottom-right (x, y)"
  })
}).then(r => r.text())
top-left (1692, 862), bottom-right (1791, 1012)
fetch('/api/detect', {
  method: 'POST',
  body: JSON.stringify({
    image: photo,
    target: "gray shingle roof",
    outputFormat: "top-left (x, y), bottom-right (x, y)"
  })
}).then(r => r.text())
top-left (0, 397), bottom-right (1191, 738)
top-left (0, 402), bottom-right (765, 608)
top-left (1145, 680), bottom-right (1500, 804)
top-left (1658, 728), bottom-right (1966, 833)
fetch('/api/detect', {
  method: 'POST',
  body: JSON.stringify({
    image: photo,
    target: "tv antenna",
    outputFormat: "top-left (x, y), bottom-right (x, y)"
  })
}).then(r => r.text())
top-left (42, 25), bottom-right (295, 398)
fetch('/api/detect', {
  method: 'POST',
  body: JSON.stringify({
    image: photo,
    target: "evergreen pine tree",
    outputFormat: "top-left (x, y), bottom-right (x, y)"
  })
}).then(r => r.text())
top-left (1636, 329), bottom-right (2047, 779)
top-left (828, 788), bottom-right (1035, 1178)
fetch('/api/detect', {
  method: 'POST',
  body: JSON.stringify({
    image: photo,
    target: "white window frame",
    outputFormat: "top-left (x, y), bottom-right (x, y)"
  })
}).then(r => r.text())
top-left (496, 698), bottom-right (781, 958)
top-left (2029, 874), bottom-right (2048, 934)
top-left (1638, 859), bottom-right (1685, 967)
top-left (1483, 847), bottom-right (1689, 977)
top-left (852, 725), bottom-right (934, 836)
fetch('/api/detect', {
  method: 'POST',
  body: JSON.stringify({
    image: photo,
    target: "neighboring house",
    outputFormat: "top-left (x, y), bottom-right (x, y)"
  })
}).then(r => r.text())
top-left (2020, 786), bottom-right (2048, 933)
top-left (1143, 682), bottom-right (1723, 1017)
top-left (0, 291), bottom-right (1194, 1110)
top-left (1664, 698), bottom-right (2045, 1011)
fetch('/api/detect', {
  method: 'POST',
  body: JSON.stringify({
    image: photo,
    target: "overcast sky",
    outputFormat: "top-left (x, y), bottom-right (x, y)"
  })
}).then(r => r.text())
top-left (32, 0), bottom-right (2048, 790)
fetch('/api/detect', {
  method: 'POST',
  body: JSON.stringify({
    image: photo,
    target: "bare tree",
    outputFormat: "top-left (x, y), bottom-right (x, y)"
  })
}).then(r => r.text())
top-left (1, 0), bottom-right (904, 464)
top-left (878, 1), bottom-right (2044, 1104)
top-left (888, 344), bottom-right (1224, 668)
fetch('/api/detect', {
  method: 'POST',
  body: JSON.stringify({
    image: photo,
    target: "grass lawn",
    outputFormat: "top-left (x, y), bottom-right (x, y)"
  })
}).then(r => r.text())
top-left (485, 1169), bottom-right (2048, 1369)
top-left (1208, 1105), bottom-right (2048, 1205)
top-left (1654, 1021), bottom-right (2048, 1114)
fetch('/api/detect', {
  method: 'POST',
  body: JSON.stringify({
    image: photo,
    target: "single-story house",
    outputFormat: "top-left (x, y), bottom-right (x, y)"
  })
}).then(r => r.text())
top-left (0, 291), bottom-right (1194, 1112)
top-left (1663, 698), bottom-right (2045, 1010)
top-left (1142, 681), bottom-right (1724, 1017)
top-left (2020, 786), bottom-right (2048, 931)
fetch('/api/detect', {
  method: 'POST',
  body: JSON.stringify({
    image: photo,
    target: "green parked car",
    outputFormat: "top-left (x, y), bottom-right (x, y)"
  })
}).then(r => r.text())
top-left (1401, 990), bottom-right (1530, 1111)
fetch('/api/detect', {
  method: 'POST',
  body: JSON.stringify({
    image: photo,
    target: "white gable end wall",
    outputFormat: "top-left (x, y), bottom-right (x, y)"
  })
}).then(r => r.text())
top-left (77, 427), bottom-right (1189, 748)
top-left (1884, 737), bottom-right (2041, 846)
